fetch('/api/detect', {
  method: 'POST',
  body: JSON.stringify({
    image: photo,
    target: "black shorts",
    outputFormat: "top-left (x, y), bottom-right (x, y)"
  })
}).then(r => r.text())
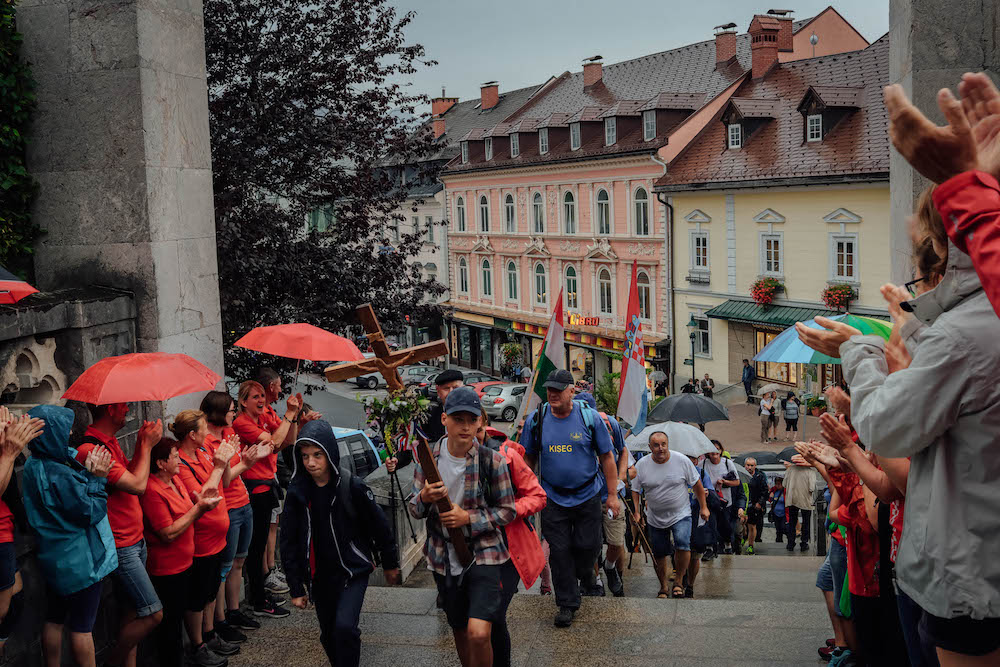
top-left (785, 418), bottom-right (799, 431)
top-left (0, 542), bottom-right (16, 590)
top-left (186, 552), bottom-right (223, 612)
top-left (45, 581), bottom-right (104, 634)
top-left (433, 563), bottom-right (504, 630)
top-left (920, 611), bottom-right (1000, 656)
top-left (747, 506), bottom-right (764, 524)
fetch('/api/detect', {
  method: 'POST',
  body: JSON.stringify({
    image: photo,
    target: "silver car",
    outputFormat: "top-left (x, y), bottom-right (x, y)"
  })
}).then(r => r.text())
top-left (482, 383), bottom-right (529, 422)
top-left (355, 363), bottom-right (434, 390)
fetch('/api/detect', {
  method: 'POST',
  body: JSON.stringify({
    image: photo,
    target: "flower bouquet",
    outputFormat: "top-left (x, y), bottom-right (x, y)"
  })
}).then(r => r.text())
top-left (359, 386), bottom-right (432, 457)
top-left (750, 277), bottom-right (784, 306)
top-left (822, 283), bottom-right (856, 311)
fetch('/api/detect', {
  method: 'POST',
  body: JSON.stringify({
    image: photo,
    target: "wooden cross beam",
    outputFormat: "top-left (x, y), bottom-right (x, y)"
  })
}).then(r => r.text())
top-left (323, 304), bottom-right (472, 567)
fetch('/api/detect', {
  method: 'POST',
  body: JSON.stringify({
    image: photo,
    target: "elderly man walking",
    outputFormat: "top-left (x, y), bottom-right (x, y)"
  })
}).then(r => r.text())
top-left (521, 370), bottom-right (619, 628)
top-left (745, 458), bottom-right (769, 553)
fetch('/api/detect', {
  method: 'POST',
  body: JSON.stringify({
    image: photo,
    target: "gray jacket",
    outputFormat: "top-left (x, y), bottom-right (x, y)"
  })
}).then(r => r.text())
top-left (840, 246), bottom-right (1000, 620)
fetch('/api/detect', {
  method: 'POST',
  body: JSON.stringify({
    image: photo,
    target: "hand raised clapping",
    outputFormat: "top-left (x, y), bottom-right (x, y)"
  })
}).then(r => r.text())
top-left (1, 415), bottom-right (44, 457)
top-left (193, 487), bottom-right (223, 512)
top-left (213, 438), bottom-right (238, 469)
top-left (85, 447), bottom-right (113, 478)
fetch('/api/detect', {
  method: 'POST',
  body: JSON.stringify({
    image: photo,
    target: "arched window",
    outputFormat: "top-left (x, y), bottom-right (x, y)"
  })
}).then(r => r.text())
top-left (637, 271), bottom-right (651, 320)
top-left (634, 187), bottom-right (649, 236)
top-left (481, 259), bottom-right (492, 297)
top-left (565, 265), bottom-right (578, 309)
top-left (456, 196), bottom-right (466, 232)
top-left (534, 263), bottom-right (547, 305)
top-left (504, 193), bottom-right (515, 233)
top-left (596, 189), bottom-right (611, 235)
top-left (599, 268), bottom-right (613, 315)
top-left (479, 195), bottom-right (490, 232)
top-left (532, 192), bottom-right (545, 233)
top-left (506, 261), bottom-right (518, 301)
top-left (458, 257), bottom-right (469, 293)
top-left (563, 191), bottom-right (576, 234)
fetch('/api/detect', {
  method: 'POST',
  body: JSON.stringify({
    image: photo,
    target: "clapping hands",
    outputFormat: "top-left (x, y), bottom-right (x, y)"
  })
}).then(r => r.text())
top-left (85, 448), bottom-right (113, 478)
top-left (0, 407), bottom-right (44, 458)
top-left (213, 437), bottom-right (238, 469)
top-left (193, 487), bottom-right (223, 512)
top-left (819, 413), bottom-right (855, 452)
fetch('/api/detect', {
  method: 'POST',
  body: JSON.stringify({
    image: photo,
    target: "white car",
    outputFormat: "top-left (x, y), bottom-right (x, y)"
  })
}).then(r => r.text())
top-left (355, 363), bottom-right (435, 390)
top-left (482, 383), bottom-right (529, 422)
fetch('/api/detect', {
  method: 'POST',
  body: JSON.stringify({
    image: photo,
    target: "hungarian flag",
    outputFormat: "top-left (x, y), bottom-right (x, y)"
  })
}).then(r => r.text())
top-left (516, 288), bottom-right (565, 424)
top-left (617, 262), bottom-right (647, 431)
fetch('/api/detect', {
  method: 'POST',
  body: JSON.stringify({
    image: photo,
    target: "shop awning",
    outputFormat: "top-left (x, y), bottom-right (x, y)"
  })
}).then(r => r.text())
top-left (705, 300), bottom-right (888, 328)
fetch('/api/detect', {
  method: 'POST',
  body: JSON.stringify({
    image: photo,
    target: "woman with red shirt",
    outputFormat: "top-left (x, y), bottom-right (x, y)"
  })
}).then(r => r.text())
top-left (141, 439), bottom-right (222, 667)
top-left (200, 391), bottom-right (265, 642)
top-left (230, 381), bottom-right (300, 618)
top-left (168, 411), bottom-right (238, 665)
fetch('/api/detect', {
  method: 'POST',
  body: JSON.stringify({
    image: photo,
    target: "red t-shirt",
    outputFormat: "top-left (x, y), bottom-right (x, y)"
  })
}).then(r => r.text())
top-left (232, 412), bottom-right (278, 494)
top-left (829, 469), bottom-right (879, 598)
top-left (75, 426), bottom-right (144, 548)
top-left (140, 475), bottom-right (195, 576)
top-left (176, 446), bottom-right (229, 557)
top-left (0, 501), bottom-right (14, 544)
top-left (204, 429), bottom-right (250, 510)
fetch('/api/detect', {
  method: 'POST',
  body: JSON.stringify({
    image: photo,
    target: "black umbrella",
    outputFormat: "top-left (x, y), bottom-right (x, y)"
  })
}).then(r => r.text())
top-left (647, 393), bottom-right (729, 425)
top-left (776, 446), bottom-right (799, 462)
top-left (733, 450), bottom-right (779, 466)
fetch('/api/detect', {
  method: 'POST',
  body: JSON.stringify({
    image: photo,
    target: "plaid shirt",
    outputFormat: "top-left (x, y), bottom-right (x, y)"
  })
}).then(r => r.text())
top-left (409, 437), bottom-right (515, 576)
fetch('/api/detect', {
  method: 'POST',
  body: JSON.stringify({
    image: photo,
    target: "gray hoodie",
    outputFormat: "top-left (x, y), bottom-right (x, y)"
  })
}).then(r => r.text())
top-left (840, 245), bottom-right (1000, 620)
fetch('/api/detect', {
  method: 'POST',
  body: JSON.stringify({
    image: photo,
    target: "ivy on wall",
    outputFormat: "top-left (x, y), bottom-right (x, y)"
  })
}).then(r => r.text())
top-left (0, 0), bottom-right (38, 278)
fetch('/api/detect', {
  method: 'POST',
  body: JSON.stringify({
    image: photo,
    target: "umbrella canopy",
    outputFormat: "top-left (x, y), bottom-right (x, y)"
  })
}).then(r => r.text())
top-left (647, 393), bottom-right (729, 425)
top-left (63, 352), bottom-right (221, 404)
top-left (649, 370), bottom-right (667, 383)
top-left (731, 461), bottom-right (752, 485)
top-left (234, 323), bottom-right (364, 362)
top-left (757, 383), bottom-right (782, 397)
top-left (776, 446), bottom-right (799, 462)
top-left (732, 450), bottom-right (779, 466)
top-left (625, 422), bottom-right (717, 457)
top-left (0, 265), bottom-right (38, 305)
top-left (753, 314), bottom-right (892, 365)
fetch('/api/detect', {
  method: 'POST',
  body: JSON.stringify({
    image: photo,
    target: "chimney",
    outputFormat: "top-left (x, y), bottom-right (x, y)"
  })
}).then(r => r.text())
top-left (583, 55), bottom-right (603, 86)
top-left (767, 9), bottom-right (794, 52)
top-left (714, 23), bottom-right (737, 67)
top-left (431, 87), bottom-right (457, 139)
top-left (480, 81), bottom-right (499, 110)
top-left (749, 15), bottom-right (780, 79)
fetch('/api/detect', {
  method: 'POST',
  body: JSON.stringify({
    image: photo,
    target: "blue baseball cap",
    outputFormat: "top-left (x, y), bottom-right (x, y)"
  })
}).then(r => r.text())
top-left (576, 391), bottom-right (597, 410)
top-left (444, 386), bottom-right (482, 416)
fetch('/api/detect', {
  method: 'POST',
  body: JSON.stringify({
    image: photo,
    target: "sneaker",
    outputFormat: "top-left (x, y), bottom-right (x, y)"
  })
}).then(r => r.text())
top-left (786, 543), bottom-right (796, 551)
top-left (273, 569), bottom-right (288, 585)
top-left (214, 621), bottom-right (247, 644)
top-left (826, 639), bottom-right (836, 648)
top-left (186, 643), bottom-right (228, 667)
top-left (539, 585), bottom-right (552, 596)
top-left (828, 648), bottom-right (854, 666)
top-left (800, 543), bottom-right (810, 553)
top-left (604, 564), bottom-right (624, 598)
top-left (745, 545), bottom-right (754, 555)
top-left (226, 610), bottom-right (260, 631)
top-left (554, 606), bottom-right (575, 628)
top-left (755, 536), bottom-right (763, 543)
top-left (776, 535), bottom-right (783, 543)
top-left (265, 593), bottom-right (287, 608)
top-left (264, 570), bottom-right (289, 594)
top-left (206, 634), bottom-right (240, 657)
top-left (683, 585), bottom-right (694, 598)
top-left (252, 601), bottom-right (290, 618)
top-left (583, 583), bottom-right (605, 597)
top-left (723, 546), bottom-right (733, 555)
top-left (701, 549), bottom-right (715, 562)
top-left (819, 645), bottom-right (835, 662)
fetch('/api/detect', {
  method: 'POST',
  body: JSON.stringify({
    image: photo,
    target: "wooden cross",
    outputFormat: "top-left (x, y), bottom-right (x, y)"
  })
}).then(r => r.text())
top-left (324, 304), bottom-right (472, 566)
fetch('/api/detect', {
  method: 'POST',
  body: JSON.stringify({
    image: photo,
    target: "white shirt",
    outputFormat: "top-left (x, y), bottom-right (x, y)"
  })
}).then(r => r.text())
top-left (630, 452), bottom-right (700, 529)
top-left (702, 458), bottom-right (737, 505)
top-left (434, 439), bottom-right (467, 576)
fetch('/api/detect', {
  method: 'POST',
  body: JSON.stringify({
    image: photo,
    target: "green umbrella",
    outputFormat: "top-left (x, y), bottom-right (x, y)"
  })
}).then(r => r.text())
top-left (753, 314), bottom-right (892, 365)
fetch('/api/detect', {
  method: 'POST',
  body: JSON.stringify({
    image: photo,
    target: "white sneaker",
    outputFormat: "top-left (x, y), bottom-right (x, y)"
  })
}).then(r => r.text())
top-left (264, 570), bottom-right (289, 594)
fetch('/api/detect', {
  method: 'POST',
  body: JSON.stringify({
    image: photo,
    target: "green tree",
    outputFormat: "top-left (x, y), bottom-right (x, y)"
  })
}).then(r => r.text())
top-left (594, 372), bottom-right (621, 414)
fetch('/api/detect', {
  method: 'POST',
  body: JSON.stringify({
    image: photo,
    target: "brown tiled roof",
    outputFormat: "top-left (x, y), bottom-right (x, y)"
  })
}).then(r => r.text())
top-left (655, 34), bottom-right (889, 191)
top-left (538, 112), bottom-right (573, 128)
top-left (459, 128), bottom-right (487, 141)
top-left (800, 85), bottom-right (864, 109)
top-left (566, 106), bottom-right (610, 123)
top-left (599, 101), bottom-right (647, 118)
top-left (507, 117), bottom-right (543, 133)
top-left (637, 92), bottom-right (708, 112)
top-left (729, 97), bottom-right (780, 118)
top-left (751, 15), bottom-right (782, 30)
top-left (482, 122), bottom-right (514, 138)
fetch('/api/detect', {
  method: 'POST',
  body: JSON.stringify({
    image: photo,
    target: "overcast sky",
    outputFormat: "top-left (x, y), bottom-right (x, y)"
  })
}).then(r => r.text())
top-left (389, 1), bottom-right (890, 106)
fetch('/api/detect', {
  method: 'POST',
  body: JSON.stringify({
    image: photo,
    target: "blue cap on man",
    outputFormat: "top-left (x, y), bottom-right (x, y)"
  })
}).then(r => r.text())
top-left (443, 386), bottom-right (482, 416)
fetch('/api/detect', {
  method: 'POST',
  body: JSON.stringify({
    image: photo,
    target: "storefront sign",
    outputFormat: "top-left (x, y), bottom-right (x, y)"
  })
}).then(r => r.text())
top-left (568, 313), bottom-right (601, 327)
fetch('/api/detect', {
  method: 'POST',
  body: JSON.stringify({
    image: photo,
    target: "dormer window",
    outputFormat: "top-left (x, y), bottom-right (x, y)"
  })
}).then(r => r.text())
top-left (570, 123), bottom-right (581, 150)
top-left (539, 128), bottom-right (549, 155)
top-left (485, 137), bottom-right (493, 160)
top-left (604, 117), bottom-right (616, 146)
top-left (510, 133), bottom-right (520, 157)
top-left (643, 110), bottom-right (656, 141)
top-left (727, 123), bottom-right (742, 149)
top-left (461, 141), bottom-right (469, 163)
top-left (807, 114), bottom-right (823, 142)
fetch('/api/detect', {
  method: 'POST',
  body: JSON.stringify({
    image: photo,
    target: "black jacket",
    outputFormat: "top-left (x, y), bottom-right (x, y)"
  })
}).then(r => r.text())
top-left (748, 469), bottom-right (769, 508)
top-left (279, 421), bottom-right (399, 598)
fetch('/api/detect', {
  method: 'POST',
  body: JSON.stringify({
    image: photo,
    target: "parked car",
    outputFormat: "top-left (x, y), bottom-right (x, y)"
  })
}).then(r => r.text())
top-left (422, 370), bottom-right (498, 398)
top-left (471, 380), bottom-right (505, 397)
top-left (482, 383), bottom-right (529, 422)
top-left (331, 427), bottom-right (383, 478)
top-left (355, 362), bottom-right (435, 390)
top-left (404, 368), bottom-right (439, 388)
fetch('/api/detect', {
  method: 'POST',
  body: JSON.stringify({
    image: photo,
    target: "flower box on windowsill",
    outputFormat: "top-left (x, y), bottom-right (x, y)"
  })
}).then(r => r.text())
top-left (686, 272), bottom-right (710, 285)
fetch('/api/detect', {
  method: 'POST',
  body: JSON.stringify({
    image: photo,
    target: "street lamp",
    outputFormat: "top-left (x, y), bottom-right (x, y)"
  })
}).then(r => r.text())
top-left (686, 316), bottom-right (698, 385)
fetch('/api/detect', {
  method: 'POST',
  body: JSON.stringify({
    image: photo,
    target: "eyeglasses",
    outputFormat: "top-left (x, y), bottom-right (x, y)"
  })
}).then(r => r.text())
top-left (904, 276), bottom-right (926, 297)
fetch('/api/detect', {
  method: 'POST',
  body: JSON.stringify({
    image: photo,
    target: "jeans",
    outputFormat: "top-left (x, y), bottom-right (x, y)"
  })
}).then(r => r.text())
top-left (313, 573), bottom-right (368, 667)
top-left (897, 588), bottom-right (940, 667)
top-left (830, 539), bottom-right (848, 617)
top-left (490, 561), bottom-right (521, 667)
top-left (744, 380), bottom-right (753, 401)
top-left (220, 503), bottom-right (254, 579)
top-left (786, 507), bottom-right (811, 548)
top-left (648, 516), bottom-right (693, 558)
top-left (541, 495), bottom-right (602, 610)
top-left (247, 491), bottom-right (278, 607)
top-left (113, 539), bottom-right (163, 617)
top-left (727, 506), bottom-right (742, 552)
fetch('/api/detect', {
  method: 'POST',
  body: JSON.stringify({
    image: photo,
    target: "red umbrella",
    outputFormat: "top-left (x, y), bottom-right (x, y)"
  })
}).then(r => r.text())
top-left (62, 352), bottom-right (221, 405)
top-left (234, 323), bottom-right (364, 386)
top-left (0, 265), bottom-right (38, 305)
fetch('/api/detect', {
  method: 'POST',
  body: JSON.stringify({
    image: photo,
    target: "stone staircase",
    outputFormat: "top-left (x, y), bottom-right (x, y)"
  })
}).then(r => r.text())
top-left (229, 553), bottom-right (830, 667)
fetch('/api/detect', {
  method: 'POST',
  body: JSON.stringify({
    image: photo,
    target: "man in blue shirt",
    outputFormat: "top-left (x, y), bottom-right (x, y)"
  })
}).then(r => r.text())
top-left (742, 359), bottom-right (756, 404)
top-left (521, 370), bottom-right (619, 628)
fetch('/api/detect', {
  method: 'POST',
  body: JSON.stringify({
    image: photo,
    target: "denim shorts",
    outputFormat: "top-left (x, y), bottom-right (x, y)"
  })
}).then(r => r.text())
top-left (220, 503), bottom-right (254, 579)
top-left (113, 540), bottom-right (163, 617)
top-left (0, 542), bottom-right (16, 591)
top-left (816, 550), bottom-right (834, 592)
top-left (648, 516), bottom-right (692, 558)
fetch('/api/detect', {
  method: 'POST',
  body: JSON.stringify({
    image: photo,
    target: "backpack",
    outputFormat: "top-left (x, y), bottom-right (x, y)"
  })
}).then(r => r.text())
top-left (529, 401), bottom-right (601, 497)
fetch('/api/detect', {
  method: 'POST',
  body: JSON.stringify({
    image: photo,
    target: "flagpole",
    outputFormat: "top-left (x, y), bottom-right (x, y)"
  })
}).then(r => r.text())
top-left (512, 288), bottom-right (564, 432)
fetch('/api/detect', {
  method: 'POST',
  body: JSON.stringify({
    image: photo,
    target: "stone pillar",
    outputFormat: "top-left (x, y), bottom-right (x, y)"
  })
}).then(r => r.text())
top-left (17, 0), bottom-right (223, 414)
top-left (888, 0), bottom-right (1000, 284)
